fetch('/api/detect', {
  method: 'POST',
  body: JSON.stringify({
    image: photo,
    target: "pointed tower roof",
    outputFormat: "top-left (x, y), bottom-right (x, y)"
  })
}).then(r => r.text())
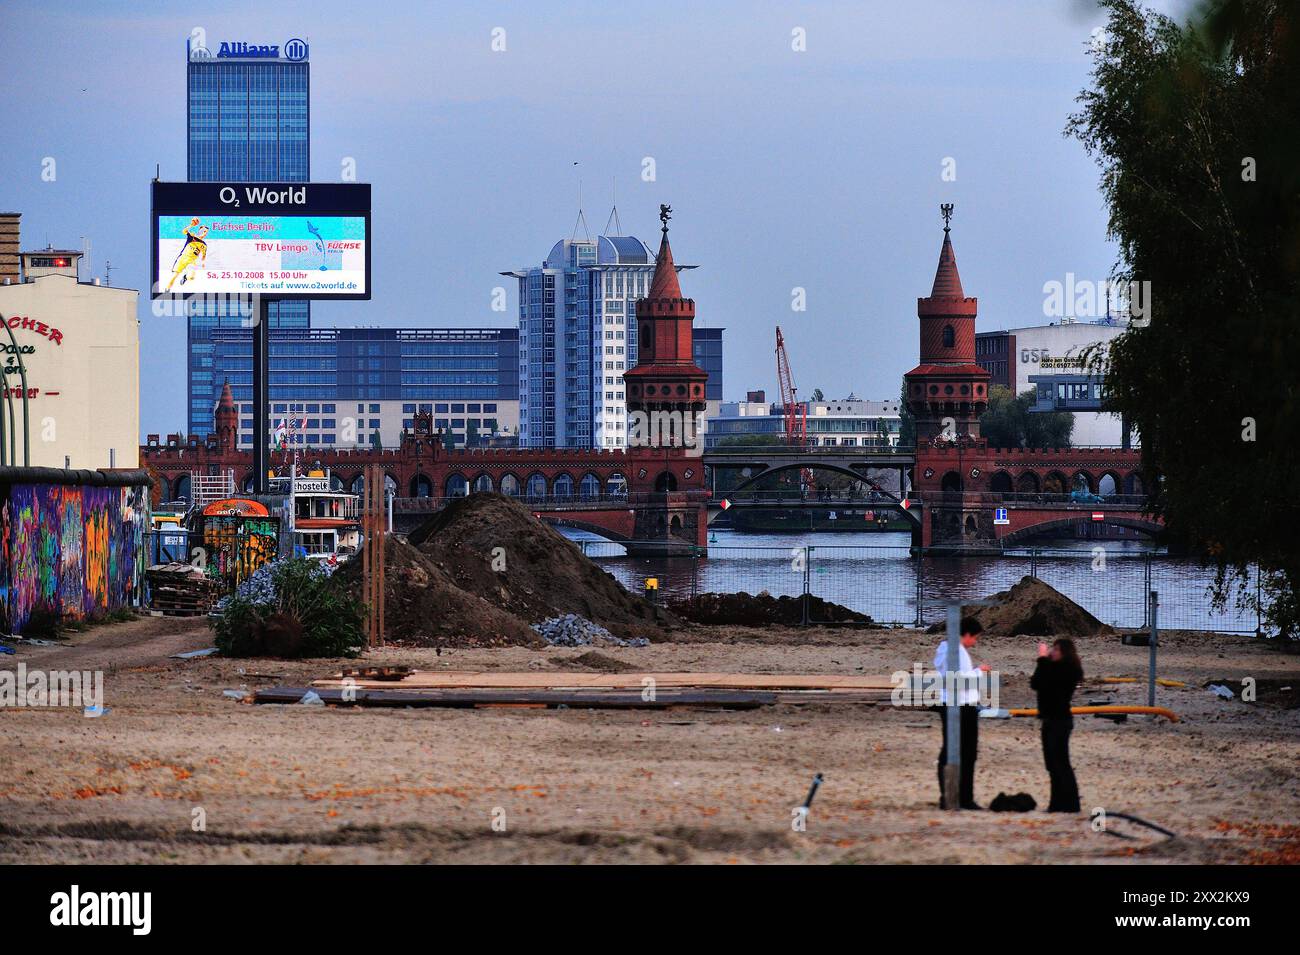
top-left (929, 230), bottom-right (965, 299)
top-left (218, 379), bottom-right (236, 412)
top-left (647, 204), bottom-right (685, 301)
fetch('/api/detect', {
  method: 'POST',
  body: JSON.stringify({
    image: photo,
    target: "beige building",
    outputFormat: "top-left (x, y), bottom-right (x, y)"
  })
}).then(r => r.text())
top-left (0, 214), bottom-right (140, 469)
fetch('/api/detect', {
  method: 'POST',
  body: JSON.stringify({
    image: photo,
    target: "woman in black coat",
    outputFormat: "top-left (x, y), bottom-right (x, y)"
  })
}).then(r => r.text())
top-left (1029, 638), bottom-right (1083, 812)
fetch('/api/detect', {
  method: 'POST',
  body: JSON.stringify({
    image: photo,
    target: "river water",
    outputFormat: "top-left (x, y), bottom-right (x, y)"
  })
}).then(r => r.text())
top-left (559, 529), bottom-right (1262, 634)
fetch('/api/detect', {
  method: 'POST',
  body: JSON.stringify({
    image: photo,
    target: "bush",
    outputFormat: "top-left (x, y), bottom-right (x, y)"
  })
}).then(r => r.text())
top-left (212, 558), bottom-right (365, 658)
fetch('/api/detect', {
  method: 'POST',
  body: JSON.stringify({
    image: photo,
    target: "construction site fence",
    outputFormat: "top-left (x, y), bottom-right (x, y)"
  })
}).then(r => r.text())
top-left (575, 542), bottom-right (1265, 635)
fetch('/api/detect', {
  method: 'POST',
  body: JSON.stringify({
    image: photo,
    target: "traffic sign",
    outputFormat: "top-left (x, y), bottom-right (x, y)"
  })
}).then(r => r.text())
top-left (1091, 512), bottom-right (1105, 522)
top-left (720, 499), bottom-right (732, 511)
top-left (994, 507), bottom-right (1009, 525)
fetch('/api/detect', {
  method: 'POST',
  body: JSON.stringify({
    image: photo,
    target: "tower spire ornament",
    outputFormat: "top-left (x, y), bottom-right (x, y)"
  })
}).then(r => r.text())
top-left (940, 203), bottom-right (953, 233)
top-left (659, 203), bottom-right (672, 237)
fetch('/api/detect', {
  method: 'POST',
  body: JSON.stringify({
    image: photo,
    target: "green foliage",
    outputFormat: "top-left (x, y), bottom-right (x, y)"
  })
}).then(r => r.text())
top-left (898, 382), bottom-right (915, 448)
top-left (979, 386), bottom-right (1074, 449)
top-left (212, 559), bottom-right (365, 658)
top-left (1068, 0), bottom-right (1300, 637)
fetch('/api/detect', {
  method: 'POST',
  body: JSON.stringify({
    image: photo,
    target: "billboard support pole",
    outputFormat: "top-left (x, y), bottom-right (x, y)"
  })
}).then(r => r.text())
top-left (253, 296), bottom-right (270, 494)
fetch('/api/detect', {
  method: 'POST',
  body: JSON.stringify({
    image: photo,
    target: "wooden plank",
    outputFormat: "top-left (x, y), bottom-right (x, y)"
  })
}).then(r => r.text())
top-left (255, 685), bottom-right (778, 710)
top-left (313, 670), bottom-right (897, 692)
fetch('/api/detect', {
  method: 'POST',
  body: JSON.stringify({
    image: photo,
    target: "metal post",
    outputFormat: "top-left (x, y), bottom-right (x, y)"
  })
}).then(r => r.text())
top-left (1147, 590), bottom-right (1159, 708)
top-left (801, 546), bottom-right (812, 625)
top-left (943, 603), bottom-right (961, 811)
top-left (915, 556), bottom-right (924, 628)
top-left (252, 296), bottom-right (270, 494)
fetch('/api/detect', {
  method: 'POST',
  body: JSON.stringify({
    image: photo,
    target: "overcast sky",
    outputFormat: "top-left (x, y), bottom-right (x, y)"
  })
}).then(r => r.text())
top-left (0, 0), bottom-right (1190, 437)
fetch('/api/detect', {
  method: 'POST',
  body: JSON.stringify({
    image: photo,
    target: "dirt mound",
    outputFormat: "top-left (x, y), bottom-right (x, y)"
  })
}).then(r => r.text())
top-left (929, 575), bottom-right (1114, 638)
top-left (336, 536), bottom-right (542, 649)
top-left (557, 651), bottom-right (639, 672)
top-left (668, 591), bottom-right (875, 627)
top-left (407, 493), bottom-right (674, 641)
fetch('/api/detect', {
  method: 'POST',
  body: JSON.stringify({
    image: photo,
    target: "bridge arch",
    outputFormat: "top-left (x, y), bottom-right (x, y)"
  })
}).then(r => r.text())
top-left (579, 473), bottom-right (601, 499)
top-left (1098, 471), bottom-right (1120, 497)
top-left (1000, 515), bottom-right (1163, 547)
top-left (1043, 471), bottom-right (1068, 494)
top-left (540, 517), bottom-right (632, 544)
top-left (472, 473), bottom-right (494, 493)
top-left (940, 470), bottom-right (963, 495)
top-left (606, 473), bottom-right (627, 497)
top-left (654, 471), bottom-right (678, 492)
top-left (553, 473), bottom-right (575, 500)
top-left (525, 472), bottom-right (547, 499)
top-left (500, 473), bottom-right (521, 497)
top-left (1124, 471), bottom-right (1145, 495)
top-left (1015, 472), bottom-right (1039, 494)
top-left (442, 473), bottom-right (465, 498)
top-left (1072, 471), bottom-right (1095, 495)
top-left (725, 461), bottom-right (906, 504)
top-left (990, 470), bottom-right (1013, 493)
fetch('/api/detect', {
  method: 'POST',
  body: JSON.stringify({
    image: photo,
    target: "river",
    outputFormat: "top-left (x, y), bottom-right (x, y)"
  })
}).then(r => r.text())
top-left (558, 529), bottom-right (1262, 634)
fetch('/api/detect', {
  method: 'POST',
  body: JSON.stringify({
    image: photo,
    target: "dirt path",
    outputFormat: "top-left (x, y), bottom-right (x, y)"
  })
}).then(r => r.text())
top-left (1, 617), bottom-right (1296, 864)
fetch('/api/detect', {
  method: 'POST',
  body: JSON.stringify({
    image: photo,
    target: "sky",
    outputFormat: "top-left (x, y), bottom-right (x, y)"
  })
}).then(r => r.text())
top-left (0, 0), bottom-right (1191, 438)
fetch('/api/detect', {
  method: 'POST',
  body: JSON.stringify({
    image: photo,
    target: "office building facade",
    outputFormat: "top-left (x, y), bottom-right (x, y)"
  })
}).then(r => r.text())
top-left (705, 396), bottom-right (902, 449)
top-left (506, 233), bottom-right (722, 449)
top-left (208, 327), bottom-right (518, 449)
top-left (185, 34), bottom-right (310, 437)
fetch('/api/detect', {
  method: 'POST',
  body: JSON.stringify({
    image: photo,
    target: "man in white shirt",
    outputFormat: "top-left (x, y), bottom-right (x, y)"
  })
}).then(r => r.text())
top-left (934, 617), bottom-right (989, 809)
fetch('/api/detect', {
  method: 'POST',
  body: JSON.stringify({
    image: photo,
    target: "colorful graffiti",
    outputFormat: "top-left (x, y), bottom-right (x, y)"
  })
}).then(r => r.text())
top-left (202, 515), bottom-right (280, 588)
top-left (1, 482), bottom-right (148, 633)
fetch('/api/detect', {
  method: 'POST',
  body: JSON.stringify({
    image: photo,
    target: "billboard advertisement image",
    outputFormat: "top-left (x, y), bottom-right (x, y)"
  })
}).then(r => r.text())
top-left (151, 182), bottom-right (371, 300)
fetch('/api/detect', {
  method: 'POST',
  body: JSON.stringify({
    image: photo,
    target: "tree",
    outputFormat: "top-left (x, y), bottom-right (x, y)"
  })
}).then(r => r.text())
top-left (1068, 0), bottom-right (1300, 638)
top-left (979, 386), bottom-right (1073, 450)
top-left (898, 383), bottom-right (916, 448)
top-left (370, 429), bottom-right (383, 451)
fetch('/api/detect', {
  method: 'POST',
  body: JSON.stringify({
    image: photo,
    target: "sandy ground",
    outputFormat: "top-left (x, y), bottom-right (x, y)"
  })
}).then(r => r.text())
top-left (1, 614), bottom-right (1297, 864)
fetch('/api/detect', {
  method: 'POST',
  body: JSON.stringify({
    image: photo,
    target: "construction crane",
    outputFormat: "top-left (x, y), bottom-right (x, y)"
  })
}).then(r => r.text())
top-left (775, 327), bottom-right (814, 492)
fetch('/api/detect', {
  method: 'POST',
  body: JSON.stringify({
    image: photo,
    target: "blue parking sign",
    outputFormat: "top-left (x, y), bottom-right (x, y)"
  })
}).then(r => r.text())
top-left (994, 507), bottom-right (1010, 525)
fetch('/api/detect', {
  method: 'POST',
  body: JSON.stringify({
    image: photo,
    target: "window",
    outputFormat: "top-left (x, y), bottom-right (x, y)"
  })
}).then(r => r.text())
top-left (369, 419), bottom-right (380, 429)
top-left (323, 404), bottom-right (335, 413)
top-left (369, 404), bottom-right (379, 413)
top-left (942, 325), bottom-right (955, 348)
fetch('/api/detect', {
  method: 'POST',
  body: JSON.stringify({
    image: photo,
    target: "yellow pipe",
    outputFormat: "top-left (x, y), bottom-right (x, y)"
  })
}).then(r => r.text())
top-left (1008, 705), bottom-right (1180, 723)
top-left (1100, 677), bottom-right (1188, 688)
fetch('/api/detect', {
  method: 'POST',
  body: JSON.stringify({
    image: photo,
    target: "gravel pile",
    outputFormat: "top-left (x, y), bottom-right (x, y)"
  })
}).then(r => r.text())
top-left (532, 614), bottom-right (649, 648)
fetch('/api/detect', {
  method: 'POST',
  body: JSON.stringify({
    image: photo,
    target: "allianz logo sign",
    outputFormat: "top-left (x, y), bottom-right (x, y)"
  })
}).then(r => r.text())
top-left (202, 38), bottom-right (308, 61)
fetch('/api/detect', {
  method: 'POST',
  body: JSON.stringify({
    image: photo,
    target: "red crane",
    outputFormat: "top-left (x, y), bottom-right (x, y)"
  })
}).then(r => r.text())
top-left (775, 327), bottom-right (814, 491)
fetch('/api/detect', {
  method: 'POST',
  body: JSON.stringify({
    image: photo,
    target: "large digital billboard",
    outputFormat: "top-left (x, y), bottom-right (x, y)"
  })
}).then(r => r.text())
top-left (151, 182), bottom-right (371, 300)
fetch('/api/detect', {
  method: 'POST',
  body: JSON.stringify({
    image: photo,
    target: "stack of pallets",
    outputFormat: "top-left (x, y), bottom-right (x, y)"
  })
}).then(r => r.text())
top-left (146, 563), bottom-right (222, 616)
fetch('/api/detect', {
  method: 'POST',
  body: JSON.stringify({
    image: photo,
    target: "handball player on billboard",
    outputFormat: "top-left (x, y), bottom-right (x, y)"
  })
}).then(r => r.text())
top-left (165, 216), bottom-right (209, 290)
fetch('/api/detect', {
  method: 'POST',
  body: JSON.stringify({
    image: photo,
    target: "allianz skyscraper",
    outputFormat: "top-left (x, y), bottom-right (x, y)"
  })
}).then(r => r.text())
top-left (185, 35), bottom-right (310, 437)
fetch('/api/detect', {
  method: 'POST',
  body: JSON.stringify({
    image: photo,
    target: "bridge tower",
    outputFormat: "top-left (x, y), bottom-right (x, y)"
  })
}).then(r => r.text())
top-left (214, 380), bottom-right (239, 455)
top-left (903, 205), bottom-right (990, 443)
top-left (624, 204), bottom-right (709, 549)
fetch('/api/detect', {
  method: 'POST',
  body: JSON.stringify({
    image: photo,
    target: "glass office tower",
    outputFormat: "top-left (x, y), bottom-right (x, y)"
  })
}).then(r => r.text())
top-left (185, 36), bottom-right (310, 436)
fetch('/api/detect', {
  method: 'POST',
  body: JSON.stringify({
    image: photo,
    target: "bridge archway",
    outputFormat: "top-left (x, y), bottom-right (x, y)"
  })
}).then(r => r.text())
top-left (579, 473), bottom-right (601, 499)
top-left (1016, 472), bottom-right (1039, 494)
top-left (1043, 471), bottom-right (1068, 494)
top-left (1124, 471), bottom-right (1145, 495)
top-left (526, 472), bottom-right (547, 498)
top-left (941, 470), bottom-right (963, 495)
top-left (1098, 472), bottom-right (1119, 497)
top-left (1000, 515), bottom-right (1163, 547)
top-left (541, 517), bottom-right (632, 544)
top-left (607, 473), bottom-right (627, 497)
top-left (724, 461), bottom-right (907, 504)
top-left (442, 474), bottom-right (465, 498)
top-left (500, 473), bottom-right (521, 497)
top-left (472, 473), bottom-right (493, 493)
top-left (990, 470), bottom-right (1013, 493)
top-left (654, 471), bottom-right (678, 492)
top-left (1072, 471), bottom-right (1094, 495)
top-left (553, 473), bottom-right (574, 500)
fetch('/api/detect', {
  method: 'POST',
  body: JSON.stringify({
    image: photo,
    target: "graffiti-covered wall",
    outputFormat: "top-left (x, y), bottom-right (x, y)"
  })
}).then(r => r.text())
top-left (0, 469), bottom-right (150, 633)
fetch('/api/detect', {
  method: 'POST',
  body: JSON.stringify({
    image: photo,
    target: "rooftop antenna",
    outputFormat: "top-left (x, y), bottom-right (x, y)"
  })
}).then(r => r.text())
top-left (604, 177), bottom-right (623, 236)
top-left (571, 166), bottom-right (590, 242)
top-left (104, 260), bottom-right (114, 288)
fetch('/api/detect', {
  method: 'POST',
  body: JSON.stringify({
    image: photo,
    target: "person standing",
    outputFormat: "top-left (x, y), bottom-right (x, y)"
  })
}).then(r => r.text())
top-left (934, 617), bottom-right (989, 810)
top-left (1030, 638), bottom-right (1084, 812)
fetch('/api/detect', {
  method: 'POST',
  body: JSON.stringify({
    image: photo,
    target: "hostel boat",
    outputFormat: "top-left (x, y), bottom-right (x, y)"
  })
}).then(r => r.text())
top-left (267, 471), bottom-right (362, 563)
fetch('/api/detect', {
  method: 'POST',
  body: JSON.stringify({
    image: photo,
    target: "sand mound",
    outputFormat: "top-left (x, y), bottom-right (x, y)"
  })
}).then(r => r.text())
top-left (408, 493), bottom-right (674, 640)
top-left (669, 591), bottom-right (876, 627)
top-left (929, 575), bottom-right (1114, 638)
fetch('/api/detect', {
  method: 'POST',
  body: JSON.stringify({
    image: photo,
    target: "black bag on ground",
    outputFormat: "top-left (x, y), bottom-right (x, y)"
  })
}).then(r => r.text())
top-left (990, 792), bottom-right (1038, 812)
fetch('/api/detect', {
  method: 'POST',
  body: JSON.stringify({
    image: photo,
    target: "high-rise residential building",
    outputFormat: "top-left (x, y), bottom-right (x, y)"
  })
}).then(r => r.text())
top-left (504, 227), bottom-right (721, 449)
top-left (184, 34), bottom-right (310, 437)
top-left (208, 327), bottom-right (519, 450)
